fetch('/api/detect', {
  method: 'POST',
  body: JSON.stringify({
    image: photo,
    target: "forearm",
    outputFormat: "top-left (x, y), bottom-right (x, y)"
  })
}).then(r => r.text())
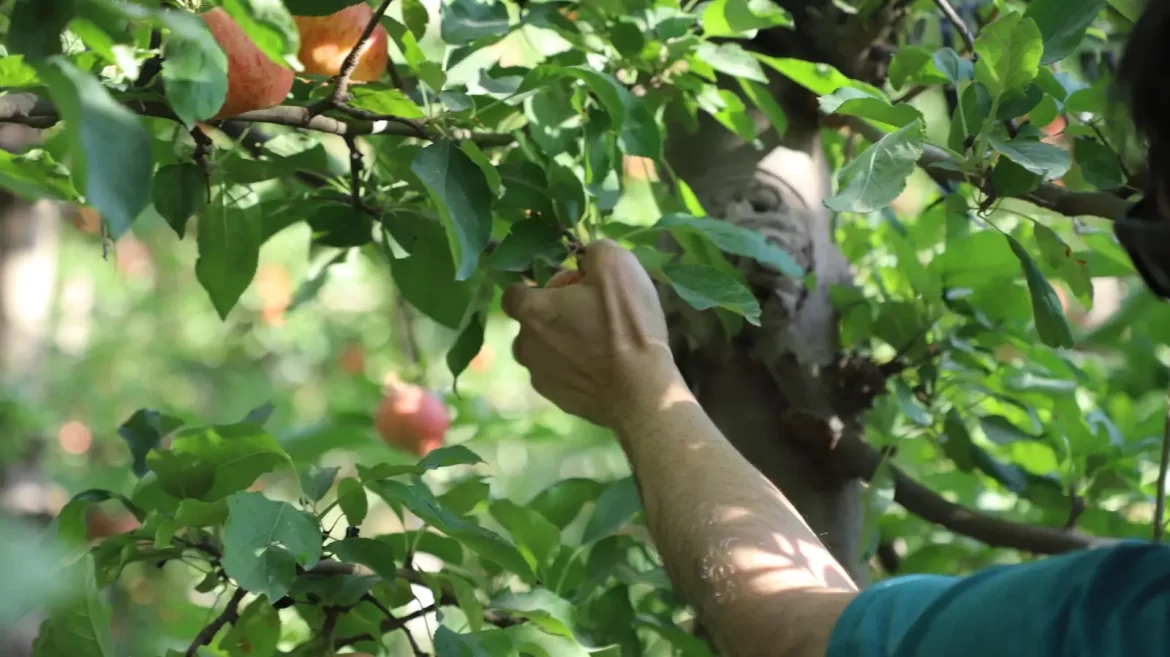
top-left (613, 355), bottom-right (857, 657)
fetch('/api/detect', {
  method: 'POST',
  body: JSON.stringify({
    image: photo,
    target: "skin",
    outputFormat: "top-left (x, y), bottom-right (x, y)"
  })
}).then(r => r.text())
top-left (503, 240), bottom-right (857, 657)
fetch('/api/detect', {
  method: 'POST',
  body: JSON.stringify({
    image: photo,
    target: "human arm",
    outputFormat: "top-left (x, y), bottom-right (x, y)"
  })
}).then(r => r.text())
top-left (501, 239), bottom-right (857, 657)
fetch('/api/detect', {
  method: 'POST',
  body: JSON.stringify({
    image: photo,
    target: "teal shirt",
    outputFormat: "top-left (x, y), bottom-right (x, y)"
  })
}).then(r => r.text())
top-left (826, 541), bottom-right (1170, 657)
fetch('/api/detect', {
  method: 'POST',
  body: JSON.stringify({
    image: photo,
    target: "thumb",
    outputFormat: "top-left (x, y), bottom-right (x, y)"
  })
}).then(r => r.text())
top-left (502, 282), bottom-right (557, 324)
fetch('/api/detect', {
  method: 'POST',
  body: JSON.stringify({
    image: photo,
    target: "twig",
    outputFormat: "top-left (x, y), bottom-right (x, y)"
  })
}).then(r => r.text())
top-left (322, 607), bottom-right (341, 657)
top-left (134, 29), bottom-right (163, 88)
top-left (363, 594), bottom-right (428, 657)
top-left (1154, 394), bottom-right (1170, 542)
top-left (934, 0), bottom-right (977, 54)
top-left (892, 84), bottom-right (929, 105)
top-left (329, 0), bottom-right (394, 106)
top-left (329, 104), bottom-right (429, 139)
top-left (334, 604), bottom-right (438, 650)
top-left (344, 135), bottom-right (363, 210)
top-left (186, 587), bottom-right (246, 657)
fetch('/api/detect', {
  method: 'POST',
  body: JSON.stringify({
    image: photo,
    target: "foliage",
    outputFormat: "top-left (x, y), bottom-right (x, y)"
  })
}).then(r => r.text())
top-left (0, 0), bottom-right (1168, 655)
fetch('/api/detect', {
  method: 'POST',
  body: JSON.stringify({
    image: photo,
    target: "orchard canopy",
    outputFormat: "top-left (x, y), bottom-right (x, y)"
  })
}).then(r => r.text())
top-left (0, 0), bottom-right (1167, 656)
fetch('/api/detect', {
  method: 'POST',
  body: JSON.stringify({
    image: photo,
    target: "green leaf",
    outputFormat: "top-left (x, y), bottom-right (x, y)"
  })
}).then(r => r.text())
top-left (300, 465), bottom-right (339, 502)
top-left (434, 626), bottom-right (513, 657)
top-left (402, 0), bottom-right (430, 38)
top-left (448, 312), bottom-right (486, 383)
top-left (0, 516), bottom-right (72, 627)
top-left (490, 500), bottom-right (561, 572)
top-left (933, 47), bottom-right (974, 84)
top-left (492, 589), bottom-right (578, 639)
top-left (8, 0), bottom-right (76, 60)
top-left (0, 55), bottom-right (39, 86)
top-left (386, 210), bottom-right (476, 329)
top-left (220, 0), bottom-right (299, 68)
top-left (307, 202), bottom-right (375, 247)
top-left (818, 87), bottom-right (923, 128)
top-left (581, 477), bottom-right (641, 544)
top-left (928, 230), bottom-right (1018, 288)
top-left (979, 415), bottom-right (1039, 445)
top-left (702, 0), bottom-right (793, 38)
top-left (440, 476), bottom-right (491, 516)
top-left (1073, 137), bottom-right (1123, 190)
top-left (446, 574), bottom-right (485, 631)
top-left (411, 141), bottom-right (494, 280)
top-left (221, 492), bottom-right (322, 601)
top-left (146, 423), bottom-right (292, 502)
top-left (989, 134), bottom-right (1071, 180)
top-left (418, 444), bottom-right (484, 470)
top-left (350, 84), bottom-right (426, 118)
top-left (460, 140), bottom-right (502, 197)
top-left (661, 263), bottom-right (762, 325)
top-left (754, 54), bottom-right (853, 96)
top-left (549, 162), bottom-right (586, 227)
top-left (283, 0), bottom-right (365, 14)
top-left (218, 596), bottom-right (280, 657)
top-left (887, 46), bottom-right (946, 90)
top-left (486, 218), bottom-right (568, 273)
top-left (697, 86), bottom-right (756, 141)
top-left (366, 479), bottom-right (534, 581)
top-left (973, 12), bottom-right (1044, 96)
top-left (329, 537), bottom-right (400, 583)
top-left (825, 120), bottom-right (925, 213)
top-left (51, 490), bottom-right (142, 550)
top-left (1034, 223), bottom-right (1093, 305)
top-left (737, 78), bottom-right (788, 136)
top-left (29, 555), bottom-right (114, 657)
top-left (151, 164), bottom-right (207, 239)
top-left (0, 149), bottom-right (77, 202)
top-left (290, 572), bottom-right (378, 607)
top-left (161, 23), bottom-right (228, 126)
top-left (529, 479), bottom-right (607, 530)
top-left (117, 409), bottom-right (184, 478)
top-left (196, 193), bottom-right (262, 320)
top-left (1024, 0), bottom-right (1108, 64)
top-left (991, 157), bottom-right (1041, 197)
top-left (655, 214), bottom-right (804, 277)
top-left (942, 410), bottom-right (975, 472)
top-left (1007, 235), bottom-right (1075, 348)
top-left (174, 499), bottom-right (229, 527)
top-left (39, 58), bottom-right (153, 239)
top-left (441, 0), bottom-right (510, 45)
top-left (696, 42), bottom-right (768, 83)
top-left (336, 478), bottom-right (368, 527)
top-left (858, 457), bottom-right (895, 562)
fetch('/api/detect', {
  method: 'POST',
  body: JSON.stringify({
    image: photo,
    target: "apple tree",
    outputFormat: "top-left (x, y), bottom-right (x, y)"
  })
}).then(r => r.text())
top-left (1, 0), bottom-right (1168, 655)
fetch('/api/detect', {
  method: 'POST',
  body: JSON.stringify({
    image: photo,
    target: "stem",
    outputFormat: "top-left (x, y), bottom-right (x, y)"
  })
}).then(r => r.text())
top-left (186, 587), bottom-right (246, 657)
top-left (330, 0), bottom-right (395, 105)
top-left (934, 0), bottom-right (977, 54)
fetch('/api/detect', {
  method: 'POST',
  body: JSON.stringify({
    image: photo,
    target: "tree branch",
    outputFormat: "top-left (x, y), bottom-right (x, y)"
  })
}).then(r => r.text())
top-left (0, 92), bottom-right (512, 145)
top-left (1155, 393), bottom-right (1170, 542)
top-left (825, 429), bottom-right (1112, 554)
top-left (933, 0), bottom-right (977, 54)
top-left (186, 587), bottom-right (246, 657)
top-left (848, 117), bottom-right (1130, 221)
top-left (363, 593), bottom-right (429, 657)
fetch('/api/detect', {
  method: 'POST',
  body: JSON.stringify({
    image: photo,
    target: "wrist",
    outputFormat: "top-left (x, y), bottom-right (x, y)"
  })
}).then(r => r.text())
top-left (608, 343), bottom-right (690, 433)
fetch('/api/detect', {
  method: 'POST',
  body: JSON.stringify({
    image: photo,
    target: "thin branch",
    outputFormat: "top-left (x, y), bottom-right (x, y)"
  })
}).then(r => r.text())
top-left (818, 426), bottom-right (1112, 554)
top-left (344, 135), bottom-right (364, 210)
top-left (364, 594), bottom-right (429, 657)
top-left (0, 92), bottom-right (512, 145)
top-left (334, 604), bottom-right (438, 650)
top-left (934, 0), bottom-right (977, 54)
top-left (892, 84), bottom-right (929, 105)
top-left (186, 587), bottom-right (246, 657)
top-left (1155, 394), bottom-right (1170, 542)
top-left (322, 607), bottom-right (341, 657)
top-left (330, 0), bottom-right (394, 106)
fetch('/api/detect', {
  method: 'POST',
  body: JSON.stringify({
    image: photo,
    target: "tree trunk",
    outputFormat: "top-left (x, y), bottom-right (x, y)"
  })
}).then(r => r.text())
top-left (663, 72), bottom-right (870, 584)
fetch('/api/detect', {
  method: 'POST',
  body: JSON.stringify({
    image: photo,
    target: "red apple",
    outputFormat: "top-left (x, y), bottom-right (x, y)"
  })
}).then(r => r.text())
top-left (374, 377), bottom-right (449, 456)
top-left (293, 5), bottom-right (389, 83)
top-left (202, 8), bottom-right (294, 118)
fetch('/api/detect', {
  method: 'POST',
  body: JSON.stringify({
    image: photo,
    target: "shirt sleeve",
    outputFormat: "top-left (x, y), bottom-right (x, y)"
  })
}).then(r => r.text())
top-left (825, 541), bottom-right (1170, 657)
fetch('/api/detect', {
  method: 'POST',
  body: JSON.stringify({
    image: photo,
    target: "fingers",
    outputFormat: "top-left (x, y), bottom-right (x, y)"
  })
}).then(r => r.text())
top-left (501, 283), bottom-right (554, 324)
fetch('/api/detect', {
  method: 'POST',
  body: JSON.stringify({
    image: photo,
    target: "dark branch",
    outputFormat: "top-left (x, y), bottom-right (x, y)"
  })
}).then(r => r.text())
top-left (933, 0), bottom-right (977, 54)
top-left (344, 135), bottom-right (363, 210)
top-left (823, 429), bottom-right (1112, 554)
top-left (1155, 394), bottom-right (1170, 542)
top-left (186, 587), bottom-right (246, 657)
top-left (363, 594), bottom-right (429, 657)
top-left (330, 0), bottom-right (394, 106)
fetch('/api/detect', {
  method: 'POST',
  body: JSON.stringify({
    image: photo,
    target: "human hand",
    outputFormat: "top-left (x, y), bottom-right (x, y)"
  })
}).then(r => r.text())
top-left (501, 239), bottom-right (679, 429)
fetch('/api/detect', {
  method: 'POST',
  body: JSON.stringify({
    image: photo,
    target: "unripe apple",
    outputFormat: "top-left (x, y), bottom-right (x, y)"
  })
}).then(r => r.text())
top-left (202, 8), bottom-right (295, 118)
top-left (374, 377), bottom-right (449, 456)
top-left (293, 5), bottom-right (389, 82)
top-left (87, 508), bottom-right (141, 540)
